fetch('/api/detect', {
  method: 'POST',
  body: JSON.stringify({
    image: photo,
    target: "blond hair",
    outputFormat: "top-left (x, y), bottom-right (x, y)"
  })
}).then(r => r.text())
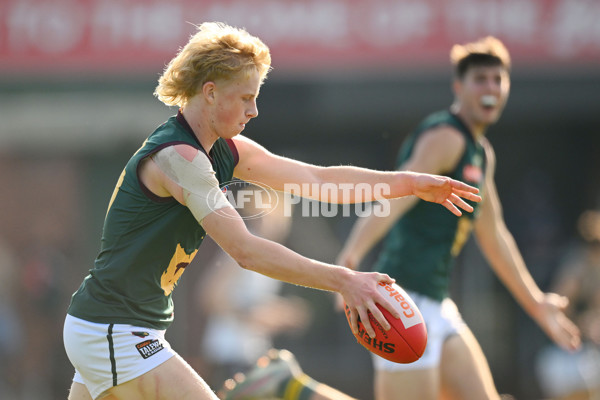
top-left (450, 36), bottom-right (511, 78)
top-left (155, 22), bottom-right (272, 108)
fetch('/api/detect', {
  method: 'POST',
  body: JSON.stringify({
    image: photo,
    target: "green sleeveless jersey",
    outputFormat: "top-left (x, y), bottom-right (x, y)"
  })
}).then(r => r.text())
top-left (68, 111), bottom-right (238, 329)
top-left (374, 110), bottom-right (486, 301)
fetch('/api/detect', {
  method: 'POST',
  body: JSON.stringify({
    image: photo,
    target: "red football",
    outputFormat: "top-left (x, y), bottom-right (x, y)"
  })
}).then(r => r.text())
top-left (345, 282), bottom-right (427, 363)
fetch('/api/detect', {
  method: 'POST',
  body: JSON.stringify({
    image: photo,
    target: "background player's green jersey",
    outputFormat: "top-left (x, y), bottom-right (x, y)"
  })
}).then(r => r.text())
top-left (374, 110), bottom-right (486, 301)
top-left (68, 112), bottom-right (238, 329)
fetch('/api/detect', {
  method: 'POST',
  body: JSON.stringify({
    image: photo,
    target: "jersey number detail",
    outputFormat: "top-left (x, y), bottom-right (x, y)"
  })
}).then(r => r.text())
top-left (161, 243), bottom-right (198, 296)
top-left (451, 217), bottom-right (473, 256)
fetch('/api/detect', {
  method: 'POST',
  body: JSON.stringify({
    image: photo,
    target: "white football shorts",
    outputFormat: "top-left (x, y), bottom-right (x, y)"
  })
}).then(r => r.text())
top-left (372, 292), bottom-right (466, 371)
top-left (63, 314), bottom-right (176, 399)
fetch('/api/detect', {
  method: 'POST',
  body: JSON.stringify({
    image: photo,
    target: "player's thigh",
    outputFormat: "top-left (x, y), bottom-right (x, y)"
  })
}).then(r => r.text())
top-left (103, 353), bottom-right (217, 400)
top-left (440, 327), bottom-right (500, 400)
top-left (374, 367), bottom-right (439, 400)
top-left (68, 382), bottom-right (93, 400)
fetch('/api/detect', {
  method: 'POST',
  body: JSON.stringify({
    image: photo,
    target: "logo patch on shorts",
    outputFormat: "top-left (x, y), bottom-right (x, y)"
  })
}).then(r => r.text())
top-left (135, 339), bottom-right (164, 359)
top-left (131, 331), bottom-right (149, 338)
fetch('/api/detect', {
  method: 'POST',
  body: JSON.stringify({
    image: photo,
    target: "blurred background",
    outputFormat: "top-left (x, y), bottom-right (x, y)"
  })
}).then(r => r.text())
top-left (1, 0), bottom-right (599, 399)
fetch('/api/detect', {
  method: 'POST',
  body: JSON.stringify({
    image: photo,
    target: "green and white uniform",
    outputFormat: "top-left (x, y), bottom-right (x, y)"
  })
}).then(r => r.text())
top-left (372, 110), bottom-right (487, 371)
top-left (64, 111), bottom-right (238, 397)
top-left (68, 111), bottom-right (238, 329)
top-left (375, 110), bottom-right (486, 300)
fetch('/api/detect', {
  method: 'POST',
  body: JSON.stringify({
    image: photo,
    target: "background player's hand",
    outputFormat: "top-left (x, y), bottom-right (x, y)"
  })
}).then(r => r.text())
top-left (411, 173), bottom-right (481, 216)
top-left (335, 250), bottom-right (359, 272)
top-left (338, 270), bottom-right (400, 338)
top-left (533, 293), bottom-right (581, 351)
top-left (579, 309), bottom-right (600, 345)
top-left (333, 292), bottom-right (346, 313)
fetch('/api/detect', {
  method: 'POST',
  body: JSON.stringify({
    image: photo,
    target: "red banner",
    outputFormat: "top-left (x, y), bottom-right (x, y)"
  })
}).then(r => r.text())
top-left (1, 0), bottom-right (599, 77)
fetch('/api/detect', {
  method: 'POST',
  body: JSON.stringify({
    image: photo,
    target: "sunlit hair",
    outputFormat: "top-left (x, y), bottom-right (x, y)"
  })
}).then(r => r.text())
top-left (155, 22), bottom-right (272, 108)
top-left (450, 36), bottom-right (511, 79)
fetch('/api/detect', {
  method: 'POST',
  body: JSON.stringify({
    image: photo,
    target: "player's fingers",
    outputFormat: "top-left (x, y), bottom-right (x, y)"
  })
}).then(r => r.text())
top-left (544, 302), bottom-right (580, 351)
top-left (556, 327), bottom-right (580, 351)
top-left (545, 293), bottom-right (570, 311)
top-left (453, 189), bottom-right (482, 203)
top-left (376, 273), bottom-right (395, 285)
top-left (348, 307), bottom-right (359, 336)
top-left (442, 199), bottom-right (462, 217)
top-left (450, 193), bottom-right (474, 212)
top-left (357, 306), bottom-right (375, 338)
top-left (555, 295), bottom-right (570, 309)
top-left (373, 274), bottom-right (400, 319)
top-left (368, 302), bottom-right (391, 331)
top-left (378, 295), bottom-right (401, 320)
top-left (449, 179), bottom-right (480, 194)
top-left (559, 316), bottom-right (581, 350)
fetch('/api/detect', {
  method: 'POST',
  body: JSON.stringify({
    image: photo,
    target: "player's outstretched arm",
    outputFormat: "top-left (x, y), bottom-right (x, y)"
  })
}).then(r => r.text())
top-left (201, 206), bottom-right (400, 338)
top-left (232, 136), bottom-right (480, 214)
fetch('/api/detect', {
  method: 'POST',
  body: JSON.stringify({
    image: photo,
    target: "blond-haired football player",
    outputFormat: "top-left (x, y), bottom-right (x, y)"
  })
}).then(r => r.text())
top-left (63, 22), bottom-right (481, 400)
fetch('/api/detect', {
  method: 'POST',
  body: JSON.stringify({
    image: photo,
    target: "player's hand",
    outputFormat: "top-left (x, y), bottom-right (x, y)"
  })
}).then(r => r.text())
top-left (333, 252), bottom-right (360, 312)
top-left (411, 173), bottom-right (481, 216)
top-left (338, 270), bottom-right (400, 338)
top-left (533, 293), bottom-right (581, 351)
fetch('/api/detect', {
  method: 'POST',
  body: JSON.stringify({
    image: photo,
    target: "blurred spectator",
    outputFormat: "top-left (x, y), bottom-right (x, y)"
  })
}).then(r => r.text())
top-left (0, 157), bottom-right (84, 399)
top-left (17, 242), bottom-right (70, 400)
top-left (536, 210), bottom-right (600, 400)
top-left (195, 194), bottom-right (311, 387)
top-left (0, 238), bottom-right (22, 399)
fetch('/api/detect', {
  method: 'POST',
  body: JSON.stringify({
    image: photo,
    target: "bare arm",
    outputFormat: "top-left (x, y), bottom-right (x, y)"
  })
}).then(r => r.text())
top-left (474, 143), bottom-right (580, 351)
top-left (139, 144), bottom-right (402, 338)
top-left (336, 126), bottom-right (467, 270)
top-left (201, 206), bottom-right (400, 338)
top-left (232, 135), bottom-right (480, 216)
